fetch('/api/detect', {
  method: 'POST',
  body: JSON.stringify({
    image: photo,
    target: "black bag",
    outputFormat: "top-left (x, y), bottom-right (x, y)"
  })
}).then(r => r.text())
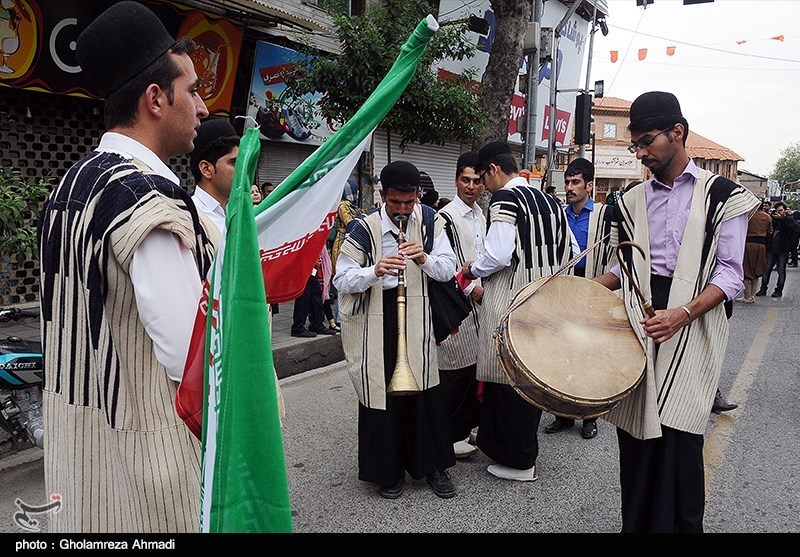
top-left (428, 277), bottom-right (473, 344)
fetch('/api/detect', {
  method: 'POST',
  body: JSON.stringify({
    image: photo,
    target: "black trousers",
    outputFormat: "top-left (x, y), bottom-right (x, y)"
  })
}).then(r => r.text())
top-left (438, 363), bottom-right (481, 443)
top-left (357, 288), bottom-right (455, 485)
top-left (291, 275), bottom-right (325, 334)
top-left (476, 381), bottom-right (542, 470)
top-left (616, 274), bottom-right (705, 533)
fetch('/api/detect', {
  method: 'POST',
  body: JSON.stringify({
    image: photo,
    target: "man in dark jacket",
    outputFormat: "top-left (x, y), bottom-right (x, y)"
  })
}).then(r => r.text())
top-left (756, 202), bottom-right (799, 298)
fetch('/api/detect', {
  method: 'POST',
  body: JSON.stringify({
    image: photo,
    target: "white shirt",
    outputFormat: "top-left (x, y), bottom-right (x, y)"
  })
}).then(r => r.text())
top-left (447, 195), bottom-right (485, 295)
top-left (98, 132), bottom-right (203, 382)
top-left (333, 205), bottom-right (457, 294)
top-left (192, 185), bottom-right (227, 235)
top-left (470, 177), bottom-right (579, 277)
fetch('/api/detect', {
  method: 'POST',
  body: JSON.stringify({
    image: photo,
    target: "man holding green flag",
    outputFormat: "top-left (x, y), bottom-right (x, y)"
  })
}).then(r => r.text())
top-left (179, 15), bottom-right (442, 532)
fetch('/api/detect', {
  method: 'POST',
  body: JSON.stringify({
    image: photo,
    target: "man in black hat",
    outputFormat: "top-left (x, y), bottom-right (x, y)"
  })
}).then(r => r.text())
top-left (461, 141), bottom-right (571, 483)
top-left (190, 117), bottom-right (240, 237)
top-left (333, 160), bottom-right (459, 500)
top-left (436, 152), bottom-right (485, 460)
top-left (38, 1), bottom-right (212, 532)
top-left (593, 91), bottom-right (760, 532)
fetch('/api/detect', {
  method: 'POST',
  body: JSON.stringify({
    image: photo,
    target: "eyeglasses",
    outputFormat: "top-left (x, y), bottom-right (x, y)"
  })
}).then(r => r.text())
top-left (478, 169), bottom-right (488, 183)
top-left (627, 127), bottom-right (673, 154)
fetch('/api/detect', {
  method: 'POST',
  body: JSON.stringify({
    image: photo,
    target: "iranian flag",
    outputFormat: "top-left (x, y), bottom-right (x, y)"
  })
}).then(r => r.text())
top-left (176, 15), bottom-right (440, 532)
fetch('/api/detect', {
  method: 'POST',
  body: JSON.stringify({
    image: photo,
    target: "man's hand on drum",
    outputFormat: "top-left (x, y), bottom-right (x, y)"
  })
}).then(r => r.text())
top-left (399, 241), bottom-right (427, 265)
top-left (375, 253), bottom-right (406, 277)
top-left (640, 307), bottom-right (691, 344)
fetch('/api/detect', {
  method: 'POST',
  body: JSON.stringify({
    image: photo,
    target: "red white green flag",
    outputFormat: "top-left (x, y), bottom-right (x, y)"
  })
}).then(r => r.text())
top-left (176, 15), bottom-right (440, 533)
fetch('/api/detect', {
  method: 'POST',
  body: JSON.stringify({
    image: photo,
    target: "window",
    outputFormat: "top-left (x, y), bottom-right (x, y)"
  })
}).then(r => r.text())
top-left (603, 123), bottom-right (616, 139)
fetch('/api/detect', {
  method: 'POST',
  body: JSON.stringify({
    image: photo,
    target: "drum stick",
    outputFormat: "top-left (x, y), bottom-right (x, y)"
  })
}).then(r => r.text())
top-left (615, 241), bottom-right (656, 318)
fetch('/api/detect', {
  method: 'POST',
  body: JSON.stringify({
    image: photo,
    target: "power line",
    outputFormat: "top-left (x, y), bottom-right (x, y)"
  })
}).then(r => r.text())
top-left (607, 24), bottom-right (800, 64)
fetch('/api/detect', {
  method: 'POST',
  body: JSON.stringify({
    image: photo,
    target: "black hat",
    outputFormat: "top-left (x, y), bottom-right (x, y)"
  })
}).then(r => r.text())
top-left (380, 161), bottom-right (420, 189)
top-left (419, 171), bottom-right (435, 191)
top-left (565, 157), bottom-right (594, 179)
top-left (456, 151), bottom-right (479, 170)
top-left (476, 141), bottom-right (512, 171)
top-left (190, 118), bottom-right (238, 158)
top-left (77, 1), bottom-right (177, 97)
top-left (629, 91), bottom-right (684, 132)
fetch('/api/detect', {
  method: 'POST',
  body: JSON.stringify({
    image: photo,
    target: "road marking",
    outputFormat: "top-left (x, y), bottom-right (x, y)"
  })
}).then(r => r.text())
top-left (703, 308), bottom-right (779, 496)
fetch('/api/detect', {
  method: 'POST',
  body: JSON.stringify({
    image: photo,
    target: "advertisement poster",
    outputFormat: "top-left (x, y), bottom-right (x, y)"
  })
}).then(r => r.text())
top-left (246, 40), bottom-right (334, 145)
top-left (437, 0), bottom-right (590, 149)
top-left (0, 0), bottom-right (243, 115)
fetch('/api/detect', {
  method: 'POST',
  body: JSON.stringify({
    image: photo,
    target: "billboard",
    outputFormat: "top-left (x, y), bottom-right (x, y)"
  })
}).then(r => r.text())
top-left (438, 0), bottom-right (590, 149)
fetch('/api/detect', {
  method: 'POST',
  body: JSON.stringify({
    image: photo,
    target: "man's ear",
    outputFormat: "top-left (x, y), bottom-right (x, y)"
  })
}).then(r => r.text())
top-left (142, 83), bottom-right (165, 118)
top-left (198, 159), bottom-right (215, 180)
top-left (587, 180), bottom-right (594, 193)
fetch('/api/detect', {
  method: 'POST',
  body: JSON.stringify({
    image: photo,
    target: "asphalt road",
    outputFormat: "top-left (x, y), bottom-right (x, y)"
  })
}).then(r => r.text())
top-left (1, 268), bottom-right (797, 534)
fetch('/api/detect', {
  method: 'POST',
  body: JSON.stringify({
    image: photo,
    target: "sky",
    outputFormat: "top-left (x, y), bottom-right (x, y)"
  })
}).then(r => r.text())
top-left (587, 0), bottom-right (800, 177)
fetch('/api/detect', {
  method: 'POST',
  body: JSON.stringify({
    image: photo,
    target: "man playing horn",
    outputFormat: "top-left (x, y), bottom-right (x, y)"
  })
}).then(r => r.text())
top-left (593, 91), bottom-right (760, 532)
top-left (333, 161), bottom-right (458, 500)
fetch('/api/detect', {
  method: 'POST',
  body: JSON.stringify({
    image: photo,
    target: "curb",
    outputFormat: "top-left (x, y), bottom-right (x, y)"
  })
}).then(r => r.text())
top-left (273, 335), bottom-right (344, 380)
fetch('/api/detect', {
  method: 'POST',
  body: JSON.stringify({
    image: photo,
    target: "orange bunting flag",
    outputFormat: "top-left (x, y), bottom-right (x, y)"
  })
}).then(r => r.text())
top-left (736, 40), bottom-right (747, 45)
top-left (610, 50), bottom-right (619, 63)
top-left (771, 35), bottom-right (784, 42)
top-left (638, 48), bottom-right (648, 61)
top-left (666, 46), bottom-right (676, 56)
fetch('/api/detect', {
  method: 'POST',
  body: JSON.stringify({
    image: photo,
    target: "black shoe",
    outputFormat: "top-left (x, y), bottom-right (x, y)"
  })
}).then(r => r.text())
top-left (378, 478), bottom-right (404, 499)
top-left (310, 326), bottom-right (338, 335)
top-left (755, 290), bottom-right (767, 297)
top-left (544, 416), bottom-right (574, 434)
top-left (291, 330), bottom-right (317, 338)
top-left (426, 469), bottom-right (456, 499)
top-left (581, 419), bottom-right (598, 439)
top-left (771, 291), bottom-right (782, 298)
top-left (711, 392), bottom-right (738, 414)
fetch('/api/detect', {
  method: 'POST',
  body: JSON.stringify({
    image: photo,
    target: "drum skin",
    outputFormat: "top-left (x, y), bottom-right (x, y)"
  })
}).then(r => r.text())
top-left (496, 275), bottom-right (646, 419)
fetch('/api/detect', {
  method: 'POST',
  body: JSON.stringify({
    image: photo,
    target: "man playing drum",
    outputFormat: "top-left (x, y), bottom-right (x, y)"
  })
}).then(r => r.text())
top-left (461, 141), bottom-right (570, 482)
top-left (593, 91), bottom-right (760, 532)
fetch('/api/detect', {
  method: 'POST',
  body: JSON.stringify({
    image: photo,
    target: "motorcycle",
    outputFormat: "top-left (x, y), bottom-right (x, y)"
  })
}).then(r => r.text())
top-left (0, 307), bottom-right (44, 449)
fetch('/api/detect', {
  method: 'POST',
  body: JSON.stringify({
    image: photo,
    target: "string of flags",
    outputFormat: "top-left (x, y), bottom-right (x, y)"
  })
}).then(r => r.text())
top-left (610, 35), bottom-right (786, 63)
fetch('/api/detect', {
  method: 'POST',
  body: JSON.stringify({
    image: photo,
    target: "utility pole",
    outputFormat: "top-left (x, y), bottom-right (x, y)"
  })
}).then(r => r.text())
top-left (579, 1), bottom-right (598, 159)
top-left (522, 0), bottom-right (543, 171)
top-left (546, 0), bottom-right (582, 190)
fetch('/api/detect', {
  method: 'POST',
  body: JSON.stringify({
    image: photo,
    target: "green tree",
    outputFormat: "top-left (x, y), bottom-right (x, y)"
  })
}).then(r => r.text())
top-left (283, 0), bottom-right (482, 149)
top-left (771, 142), bottom-right (800, 192)
top-left (0, 168), bottom-right (51, 265)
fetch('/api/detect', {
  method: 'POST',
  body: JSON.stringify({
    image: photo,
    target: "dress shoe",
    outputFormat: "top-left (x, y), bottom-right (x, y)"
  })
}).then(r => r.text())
top-left (453, 440), bottom-right (478, 459)
top-left (468, 427), bottom-right (479, 445)
top-left (378, 477), bottom-right (404, 499)
top-left (711, 392), bottom-right (738, 414)
top-left (310, 326), bottom-right (338, 335)
top-left (581, 419), bottom-right (598, 439)
top-left (290, 330), bottom-right (317, 338)
top-left (544, 416), bottom-right (574, 434)
top-left (771, 291), bottom-right (782, 298)
top-left (755, 290), bottom-right (767, 297)
top-left (487, 464), bottom-right (538, 482)
top-left (426, 469), bottom-right (456, 498)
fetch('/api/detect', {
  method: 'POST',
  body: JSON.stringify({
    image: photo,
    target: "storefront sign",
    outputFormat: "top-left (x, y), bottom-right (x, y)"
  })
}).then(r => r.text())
top-left (0, 0), bottom-right (243, 115)
top-left (246, 41), bottom-right (333, 145)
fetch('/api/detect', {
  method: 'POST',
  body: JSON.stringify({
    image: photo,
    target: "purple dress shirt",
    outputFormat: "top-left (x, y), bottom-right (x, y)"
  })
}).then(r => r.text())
top-left (611, 160), bottom-right (748, 301)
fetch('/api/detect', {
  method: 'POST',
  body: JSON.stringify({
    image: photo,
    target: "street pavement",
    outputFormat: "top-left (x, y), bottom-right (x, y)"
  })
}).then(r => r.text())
top-left (1, 269), bottom-right (798, 534)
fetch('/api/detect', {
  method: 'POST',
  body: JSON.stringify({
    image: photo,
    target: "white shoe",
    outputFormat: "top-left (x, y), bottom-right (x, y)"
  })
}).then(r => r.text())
top-left (453, 440), bottom-right (478, 459)
top-left (468, 427), bottom-right (479, 445)
top-left (487, 464), bottom-right (538, 482)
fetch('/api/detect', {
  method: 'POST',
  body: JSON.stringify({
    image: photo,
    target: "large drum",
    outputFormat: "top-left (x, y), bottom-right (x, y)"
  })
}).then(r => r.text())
top-left (495, 275), bottom-right (646, 419)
